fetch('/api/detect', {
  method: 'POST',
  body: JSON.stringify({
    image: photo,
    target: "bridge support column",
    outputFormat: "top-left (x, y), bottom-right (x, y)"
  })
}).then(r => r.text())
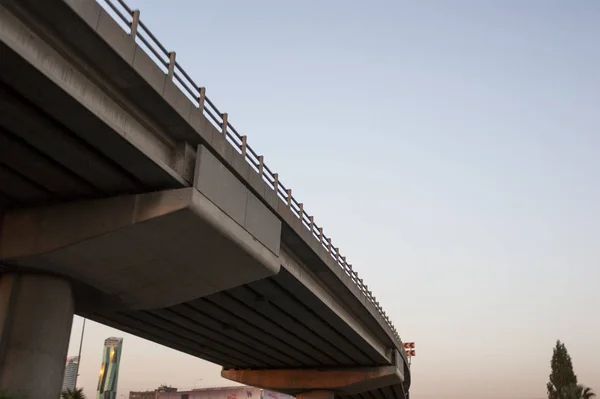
top-left (297, 391), bottom-right (334, 399)
top-left (0, 273), bottom-right (74, 399)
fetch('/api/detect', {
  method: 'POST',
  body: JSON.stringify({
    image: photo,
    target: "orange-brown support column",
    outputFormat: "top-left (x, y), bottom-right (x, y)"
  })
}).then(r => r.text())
top-left (297, 391), bottom-right (335, 399)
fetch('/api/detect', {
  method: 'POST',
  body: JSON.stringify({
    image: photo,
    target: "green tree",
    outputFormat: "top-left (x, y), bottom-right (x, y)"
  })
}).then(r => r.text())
top-left (61, 388), bottom-right (86, 399)
top-left (548, 340), bottom-right (578, 399)
top-left (558, 384), bottom-right (596, 399)
top-left (580, 386), bottom-right (597, 399)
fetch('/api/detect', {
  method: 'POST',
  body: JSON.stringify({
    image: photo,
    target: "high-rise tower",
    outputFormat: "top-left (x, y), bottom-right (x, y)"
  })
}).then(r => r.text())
top-left (96, 337), bottom-right (123, 399)
top-left (61, 356), bottom-right (79, 392)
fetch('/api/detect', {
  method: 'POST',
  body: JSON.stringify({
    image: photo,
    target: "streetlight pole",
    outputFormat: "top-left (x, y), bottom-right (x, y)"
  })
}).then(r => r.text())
top-left (74, 317), bottom-right (86, 388)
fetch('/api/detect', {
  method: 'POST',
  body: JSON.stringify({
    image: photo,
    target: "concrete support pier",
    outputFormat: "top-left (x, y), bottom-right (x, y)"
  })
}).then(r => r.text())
top-left (297, 391), bottom-right (335, 399)
top-left (0, 273), bottom-right (74, 398)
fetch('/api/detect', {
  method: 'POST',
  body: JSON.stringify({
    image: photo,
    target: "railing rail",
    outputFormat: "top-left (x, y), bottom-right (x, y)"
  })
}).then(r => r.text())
top-left (97, 0), bottom-right (401, 343)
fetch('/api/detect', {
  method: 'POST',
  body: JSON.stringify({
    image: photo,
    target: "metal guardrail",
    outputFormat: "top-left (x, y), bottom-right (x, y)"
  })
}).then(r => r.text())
top-left (98, 0), bottom-right (401, 343)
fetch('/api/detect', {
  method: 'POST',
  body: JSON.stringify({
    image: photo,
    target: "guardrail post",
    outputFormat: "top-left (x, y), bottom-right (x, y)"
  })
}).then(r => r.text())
top-left (167, 52), bottom-right (176, 79)
top-left (334, 248), bottom-right (339, 262)
top-left (258, 156), bottom-right (264, 175)
top-left (298, 203), bottom-right (303, 219)
top-left (221, 113), bottom-right (228, 134)
top-left (287, 189), bottom-right (292, 207)
top-left (327, 238), bottom-right (332, 252)
top-left (130, 10), bottom-right (140, 40)
top-left (241, 136), bottom-right (247, 157)
top-left (309, 216), bottom-right (314, 232)
top-left (273, 173), bottom-right (278, 191)
top-left (319, 228), bottom-right (323, 243)
top-left (198, 87), bottom-right (206, 110)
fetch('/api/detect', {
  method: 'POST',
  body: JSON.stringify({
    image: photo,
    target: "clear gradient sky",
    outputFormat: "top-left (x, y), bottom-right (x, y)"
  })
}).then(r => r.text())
top-left (67, 1), bottom-right (600, 398)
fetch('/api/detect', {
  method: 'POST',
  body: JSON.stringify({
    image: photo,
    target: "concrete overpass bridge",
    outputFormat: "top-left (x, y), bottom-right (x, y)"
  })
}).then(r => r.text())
top-left (0, 0), bottom-right (411, 398)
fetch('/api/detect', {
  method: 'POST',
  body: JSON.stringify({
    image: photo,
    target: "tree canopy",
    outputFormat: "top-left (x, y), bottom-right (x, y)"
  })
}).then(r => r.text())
top-left (547, 340), bottom-right (595, 399)
top-left (548, 340), bottom-right (578, 399)
top-left (61, 388), bottom-right (86, 399)
top-left (558, 384), bottom-right (596, 399)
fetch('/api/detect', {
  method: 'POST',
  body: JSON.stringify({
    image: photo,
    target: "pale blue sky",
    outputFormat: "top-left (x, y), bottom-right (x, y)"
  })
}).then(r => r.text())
top-left (69, 1), bottom-right (600, 398)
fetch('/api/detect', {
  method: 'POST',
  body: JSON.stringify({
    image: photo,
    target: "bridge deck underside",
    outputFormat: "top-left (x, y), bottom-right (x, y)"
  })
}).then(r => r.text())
top-left (0, 40), bottom-right (391, 371)
top-left (90, 268), bottom-right (388, 369)
top-left (89, 269), bottom-right (406, 399)
top-left (0, 73), bottom-right (177, 209)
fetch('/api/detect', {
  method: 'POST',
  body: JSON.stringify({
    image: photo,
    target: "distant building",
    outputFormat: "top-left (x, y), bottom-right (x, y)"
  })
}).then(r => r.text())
top-left (129, 392), bottom-right (158, 399)
top-left (96, 337), bottom-right (123, 399)
top-left (137, 386), bottom-right (294, 399)
top-left (61, 356), bottom-right (79, 392)
top-left (129, 386), bottom-right (177, 399)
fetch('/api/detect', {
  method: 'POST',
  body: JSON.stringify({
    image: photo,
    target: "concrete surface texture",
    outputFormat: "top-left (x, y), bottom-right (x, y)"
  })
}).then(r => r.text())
top-left (222, 362), bottom-right (404, 395)
top-left (0, 273), bottom-right (74, 399)
top-left (297, 392), bottom-right (335, 399)
top-left (0, 186), bottom-right (281, 311)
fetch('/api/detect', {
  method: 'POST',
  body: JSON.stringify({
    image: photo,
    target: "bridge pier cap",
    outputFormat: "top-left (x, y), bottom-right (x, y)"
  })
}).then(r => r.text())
top-left (221, 363), bottom-right (404, 397)
top-left (0, 186), bottom-right (280, 312)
